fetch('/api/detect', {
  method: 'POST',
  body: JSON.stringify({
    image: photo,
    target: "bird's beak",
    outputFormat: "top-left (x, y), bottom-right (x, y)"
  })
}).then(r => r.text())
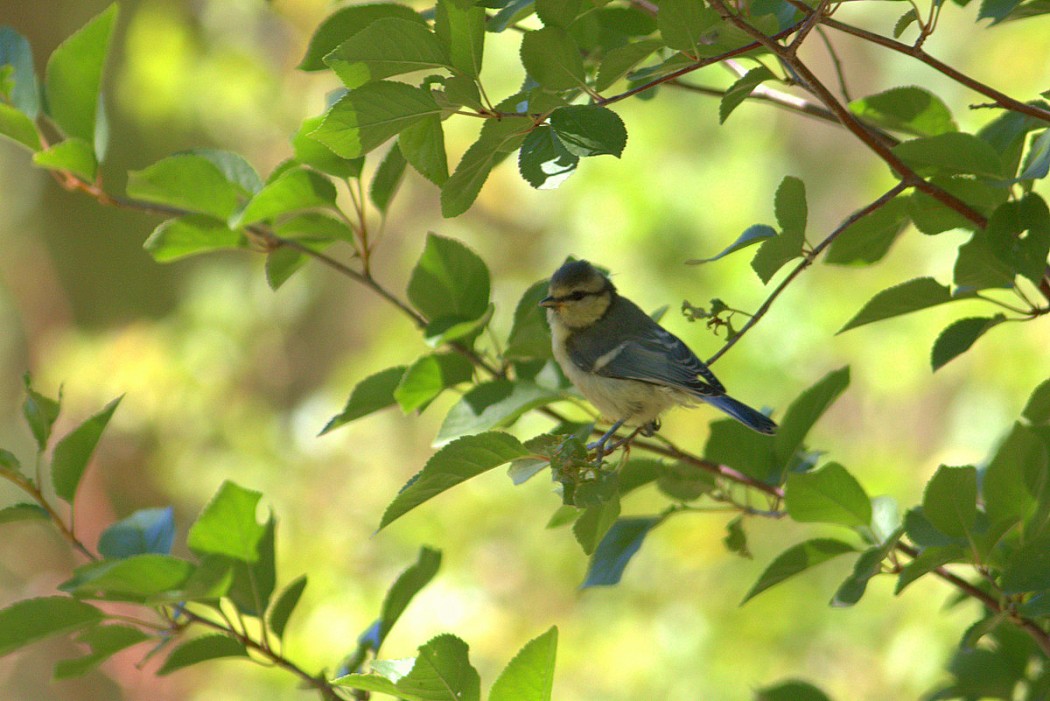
top-left (539, 295), bottom-right (559, 309)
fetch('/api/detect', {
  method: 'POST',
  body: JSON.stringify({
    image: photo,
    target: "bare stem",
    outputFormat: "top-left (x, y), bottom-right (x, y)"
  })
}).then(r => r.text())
top-left (707, 181), bottom-right (909, 365)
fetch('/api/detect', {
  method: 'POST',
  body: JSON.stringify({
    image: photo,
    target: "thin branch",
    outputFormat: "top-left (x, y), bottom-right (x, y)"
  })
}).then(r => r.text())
top-left (815, 26), bottom-right (852, 102)
top-left (596, 20), bottom-right (809, 108)
top-left (707, 181), bottom-right (909, 365)
top-left (179, 609), bottom-right (344, 701)
top-left (804, 10), bottom-right (1050, 125)
top-left (0, 469), bottom-right (97, 561)
top-left (706, 0), bottom-right (988, 228)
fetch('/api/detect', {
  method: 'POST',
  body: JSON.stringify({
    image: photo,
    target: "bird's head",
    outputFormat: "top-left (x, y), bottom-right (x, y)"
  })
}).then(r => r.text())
top-left (539, 260), bottom-right (615, 329)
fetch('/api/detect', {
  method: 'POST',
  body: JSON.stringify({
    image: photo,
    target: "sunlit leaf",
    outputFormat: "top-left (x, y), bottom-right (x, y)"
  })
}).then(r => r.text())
top-left (321, 366), bottom-right (407, 434)
top-left (741, 539), bottom-right (856, 604)
top-left (849, 86), bottom-right (957, 137)
top-left (489, 627), bottom-right (558, 701)
top-left (52, 395), bottom-right (122, 504)
top-left (324, 18), bottom-right (450, 89)
top-left (922, 465), bottom-right (977, 537)
top-left (379, 433), bottom-right (528, 529)
top-left (187, 481), bottom-right (266, 563)
top-left (299, 3), bottom-right (426, 71)
top-left (785, 462), bottom-right (871, 527)
top-left (157, 635), bottom-right (248, 676)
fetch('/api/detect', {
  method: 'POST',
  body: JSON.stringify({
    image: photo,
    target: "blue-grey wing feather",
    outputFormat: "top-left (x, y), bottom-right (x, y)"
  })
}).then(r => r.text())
top-left (590, 327), bottom-right (725, 396)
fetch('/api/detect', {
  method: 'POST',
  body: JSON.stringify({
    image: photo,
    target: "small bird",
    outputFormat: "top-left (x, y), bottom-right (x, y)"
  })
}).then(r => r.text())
top-left (540, 260), bottom-right (776, 456)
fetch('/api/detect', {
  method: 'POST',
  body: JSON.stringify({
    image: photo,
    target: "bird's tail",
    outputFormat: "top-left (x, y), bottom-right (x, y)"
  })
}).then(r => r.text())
top-left (701, 393), bottom-right (777, 435)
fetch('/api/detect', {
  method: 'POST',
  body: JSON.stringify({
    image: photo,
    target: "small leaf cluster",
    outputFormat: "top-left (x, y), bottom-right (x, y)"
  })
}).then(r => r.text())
top-left (0, 381), bottom-right (558, 699)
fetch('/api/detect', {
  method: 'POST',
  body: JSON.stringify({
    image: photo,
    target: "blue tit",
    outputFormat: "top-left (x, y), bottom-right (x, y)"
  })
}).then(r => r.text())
top-left (540, 260), bottom-right (776, 455)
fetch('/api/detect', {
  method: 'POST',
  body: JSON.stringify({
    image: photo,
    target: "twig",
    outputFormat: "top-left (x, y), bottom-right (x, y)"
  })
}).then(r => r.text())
top-left (799, 9), bottom-right (1050, 125)
top-left (706, 0), bottom-right (988, 228)
top-left (707, 182), bottom-right (909, 365)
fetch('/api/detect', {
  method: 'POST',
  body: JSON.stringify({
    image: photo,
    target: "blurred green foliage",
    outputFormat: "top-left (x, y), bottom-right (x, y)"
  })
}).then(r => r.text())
top-left (0, 1), bottom-right (1048, 700)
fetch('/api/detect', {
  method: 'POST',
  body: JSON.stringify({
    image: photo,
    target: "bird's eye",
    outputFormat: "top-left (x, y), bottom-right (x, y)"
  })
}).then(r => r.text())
top-left (568, 290), bottom-right (587, 301)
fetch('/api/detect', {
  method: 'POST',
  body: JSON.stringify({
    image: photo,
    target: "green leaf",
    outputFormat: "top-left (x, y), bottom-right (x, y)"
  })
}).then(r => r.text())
top-left (422, 304), bottom-right (494, 347)
top-left (321, 366), bottom-right (407, 434)
top-left (370, 143), bottom-right (407, 214)
top-left (931, 315), bottom-right (1006, 371)
top-left (311, 81), bottom-right (441, 159)
top-left (234, 167), bottom-right (337, 226)
top-left (785, 462), bottom-right (871, 527)
top-left (922, 465), bottom-right (978, 537)
top-left (979, 0), bottom-right (1027, 23)
top-left (268, 575), bottom-right (307, 640)
top-left (582, 517), bottom-right (661, 588)
top-left (98, 507), bottom-right (175, 559)
top-left (399, 115), bottom-right (450, 186)
top-left (755, 680), bottom-right (833, 701)
top-left (688, 224), bottom-right (778, 264)
top-left (892, 132), bottom-right (1004, 177)
top-left (392, 634), bottom-right (480, 701)
top-left (32, 138), bottom-right (97, 181)
top-left (436, 381), bottom-right (562, 443)
top-left (774, 366), bottom-right (850, 467)
top-left (60, 554), bottom-right (195, 601)
top-left (127, 154), bottom-right (246, 220)
top-left (157, 635), bottom-right (248, 676)
top-left (1023, 379), bottom-right (1050, 425)
top-left (895, 544), bottom-right (966, 594)
top-left (520, 27), bottom-right (585, 91)
top-left (536, 0), bottom-right (581, 27)
top-left (394, 353), bottom-right (474, 413)
top-left (293, 115), bottom-right (363, 179)
top-left (720, 67), bottom-right (776, 124)
top-left (324, 18), bottom-right (450, 89)
top-left (226, 516), bottom-right (276, 616)
top-left (982, 193), bottom-right (1050, 285)
top-left (44, 4), bottom-right (117, 147)
top-left (53, 625), bottom-right (150, 680)
top-left (595, 39), bottom-right (662, 92)
top-left (0, 502), bottom-right (49, 524)
top-left (0, 27), bottom-right (40, 116)
top-left (0, 103), bottom-right (41, 150)
top-left (359, 547), bottom-right (442, 653)
top-left (1018, 127), bottom-right (1050, 181)
top-left (910, 176), bottom-right (1006, 235)
top-left (775, 176), bottom-right (807, 241)
top-left (549, 105), bottom-right (627, 158)
top-left (657, 462), bottom-right (716, 502)
top-left (741, 538), bottom-right (856, 604)
top-left (831, 536), bottom-right (900, 607)
top-left (518, 126), bottom-right (579, 190)
top-left (407, 233), bottom-right (490, 323)
top-left (379, 432), bottom-right (528, 529)
top-left (506, 281), bottom-right (554, 359)
top-left (266, 245), bottom-right (317, 291)
top-left (489, 627), bottom-right (558, 701)
top-left (893, 9), bottom-right (919, 38)
top-left (837, 277), bottom-right (962, 333)
top-left (573, 496), bottom-right (621, 556)
top-left (298, 3), bottom-right (427, 71)
top-left (1001, 532), bottom-right (1050, 593)
top-left (143, 216), bottom-right (246, 263)
top-left (441, 116), bottom-right (531, 217)
top-left (52, 395), bottom-right (122, 504)
top-left (703, 419), bottom-right (777, 483)
top-left (187, 481), bottom-right (266, 563)
top-left (954, 230), bottom-right (1016, 290)
top-left (435, 0), bottom-right (486, 79)
top-left (22, 374), bottom-right (61, 452)
top-left (333, 671), bottom-right (408, 696)
top-left (982, 424), bottom-right (1046, 526)
top-left (0, 597), bottom-right (103, 657)
top-left (658, 0), bottom-right (710, 53)
top-left (751, 223), bottom-right (805, 283)
top-left (723, 514), bottom-right (751, 558)
top-left (849, 86), bottom-right (957, 137)
top-left (824, 197), bottom-right (910, 265)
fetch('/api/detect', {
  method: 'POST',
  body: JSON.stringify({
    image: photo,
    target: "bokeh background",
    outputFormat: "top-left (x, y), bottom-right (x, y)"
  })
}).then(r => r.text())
top-left (0, 1), bottom-right (1047, 700)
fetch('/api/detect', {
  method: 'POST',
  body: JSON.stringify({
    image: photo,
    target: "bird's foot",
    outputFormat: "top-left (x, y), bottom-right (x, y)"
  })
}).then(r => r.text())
top-left (587, 419), bottom-right (626, 464)
top-left (639, 419), bottom-right (660, 437)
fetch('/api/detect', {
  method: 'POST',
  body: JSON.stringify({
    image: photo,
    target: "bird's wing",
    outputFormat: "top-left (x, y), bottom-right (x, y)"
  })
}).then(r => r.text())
top-left (582, 326), bottom-right (726, 395)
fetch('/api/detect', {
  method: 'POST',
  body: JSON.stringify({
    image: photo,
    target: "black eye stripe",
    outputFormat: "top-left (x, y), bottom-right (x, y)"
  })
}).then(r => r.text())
top-left (557, 290), bottom-right (597, 302)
